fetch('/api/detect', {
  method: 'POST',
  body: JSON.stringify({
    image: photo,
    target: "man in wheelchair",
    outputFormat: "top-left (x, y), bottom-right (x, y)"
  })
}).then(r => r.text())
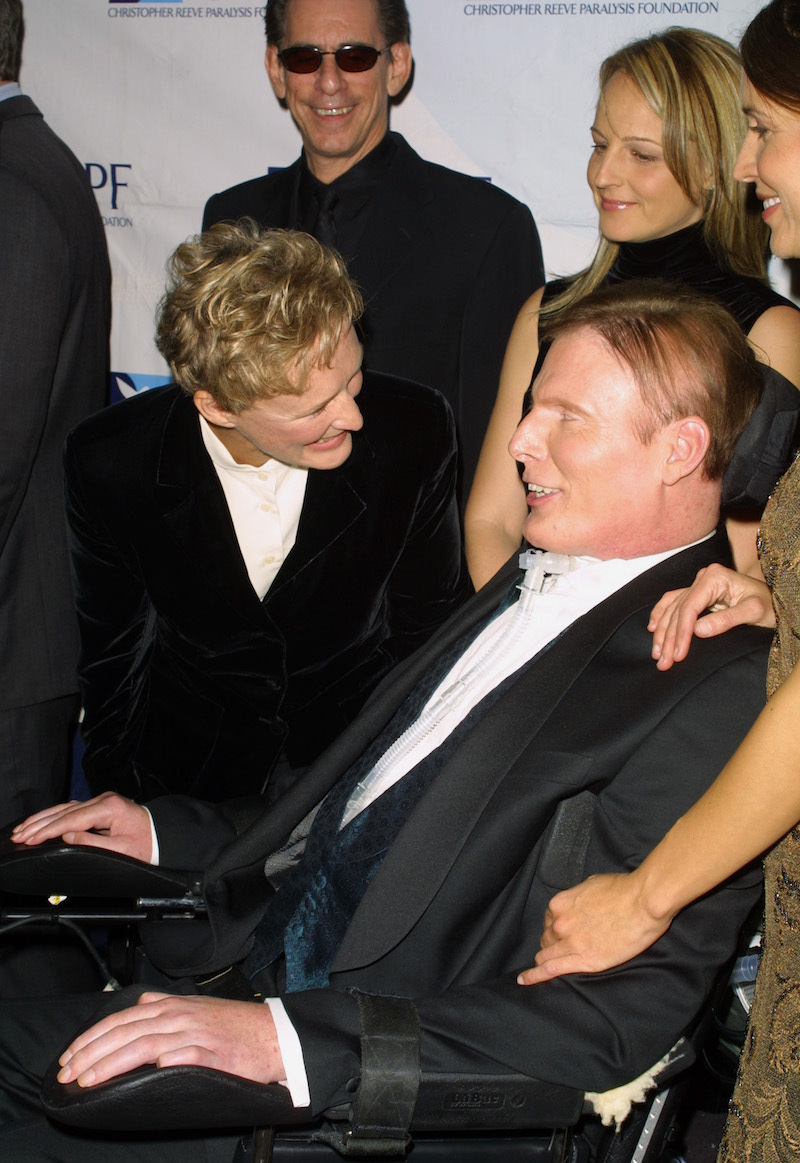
top-left (0, 283), bottom-right (772, 1160)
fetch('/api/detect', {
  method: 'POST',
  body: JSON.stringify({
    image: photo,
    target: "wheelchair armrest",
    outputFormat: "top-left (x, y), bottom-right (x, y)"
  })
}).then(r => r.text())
top-left (409, 1072), bottom-right (583, 1131)
top-left (0, 831), bottom-right (203, 903)
top-left (40, 1059), bottom-right (584, 1135)
top-left (41, 1060), bottom-right (313, 1132)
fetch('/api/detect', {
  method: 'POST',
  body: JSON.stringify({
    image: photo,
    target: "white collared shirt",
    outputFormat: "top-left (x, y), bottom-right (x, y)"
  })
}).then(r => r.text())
top-left (340, 543), bottom-right (698, 828)
top-left (200, 416), bottom-right (308, 599)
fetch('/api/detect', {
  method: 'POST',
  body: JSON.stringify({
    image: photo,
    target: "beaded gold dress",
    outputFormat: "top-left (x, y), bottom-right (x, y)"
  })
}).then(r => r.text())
top-left (719, 456), bottom-right (800, 1161)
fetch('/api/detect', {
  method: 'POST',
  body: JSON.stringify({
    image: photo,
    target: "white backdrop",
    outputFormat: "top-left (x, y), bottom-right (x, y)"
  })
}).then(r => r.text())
top-left (19, 0), bottom-right (780, 399)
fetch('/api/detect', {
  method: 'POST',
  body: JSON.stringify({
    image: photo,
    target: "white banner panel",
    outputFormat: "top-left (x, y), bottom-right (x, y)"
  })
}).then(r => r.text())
top-left (18, 0), bottom-right (781, 397)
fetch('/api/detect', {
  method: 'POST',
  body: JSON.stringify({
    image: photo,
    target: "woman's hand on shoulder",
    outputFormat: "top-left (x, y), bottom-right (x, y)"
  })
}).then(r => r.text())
top-left (649, 564), bottom-right (775, 671)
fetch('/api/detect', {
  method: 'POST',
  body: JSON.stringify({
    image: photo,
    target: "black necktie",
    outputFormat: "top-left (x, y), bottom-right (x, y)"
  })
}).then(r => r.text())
top-left (312, 186), bottom-right (339, 248)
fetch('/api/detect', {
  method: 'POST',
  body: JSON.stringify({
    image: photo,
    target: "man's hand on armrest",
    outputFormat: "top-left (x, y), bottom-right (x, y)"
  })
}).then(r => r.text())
top-left (10, 791), bottom-right (153, 863)
top-left (56, 993), bottom-right (285, 1090)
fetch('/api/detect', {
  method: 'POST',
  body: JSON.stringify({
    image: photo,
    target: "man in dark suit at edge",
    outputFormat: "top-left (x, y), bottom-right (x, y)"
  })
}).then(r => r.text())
top-left (203, 0), bottom-right (544, 499)
top-left (0, 0), bottom-right (110, 825)
top-left (2, 284), bottom-right (769, 1161)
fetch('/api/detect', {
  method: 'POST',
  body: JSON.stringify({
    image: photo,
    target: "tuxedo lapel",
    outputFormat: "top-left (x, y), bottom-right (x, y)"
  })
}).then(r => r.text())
top-left (262, 161), bottom-right (301, 227)
top-left (334, 531), bottom-right (732, 969)
top-left (331, 557), bottom-right (521, 750)
top-left (267, 453), bottom-right (368, 601)
top-left (153, 392), bottom-right (267, 626)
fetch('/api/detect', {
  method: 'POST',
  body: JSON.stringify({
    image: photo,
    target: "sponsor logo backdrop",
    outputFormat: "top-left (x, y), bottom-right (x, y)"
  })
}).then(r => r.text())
top-left (20, 0), bottom-right (780, 394)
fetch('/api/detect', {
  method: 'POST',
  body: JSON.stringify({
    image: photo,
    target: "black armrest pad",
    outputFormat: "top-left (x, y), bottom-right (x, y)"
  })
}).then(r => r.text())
top-left (412, 1073), bottom-right (583, 1131)
top-left (41, 1060), bottom-right (584, 1135)
top-left (0, 830), bottom-right (200, 899)
top-left (41, 1060), bottom-right (310, 1132)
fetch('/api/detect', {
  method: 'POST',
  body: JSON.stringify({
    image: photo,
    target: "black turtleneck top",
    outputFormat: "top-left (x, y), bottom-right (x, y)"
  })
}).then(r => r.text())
top-left (542, 221), bottom-right (796, 332)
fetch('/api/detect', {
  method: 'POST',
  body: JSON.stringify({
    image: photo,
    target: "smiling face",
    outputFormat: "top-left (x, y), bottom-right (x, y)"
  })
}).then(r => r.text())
top-left (198, 325), bottom-right (365, 469)
top-left (734, 74), bottom-right (800, 260)
top-left (266, 0), bottom-right (412, 184)
top-left (587, 71), bottom-right (704, 244)
top-left (508, 328), bottom-right (676, 559)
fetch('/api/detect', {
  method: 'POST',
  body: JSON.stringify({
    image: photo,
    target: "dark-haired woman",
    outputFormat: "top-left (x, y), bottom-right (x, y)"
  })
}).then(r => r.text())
top-left (521, 5), bottom-right (800, 1157)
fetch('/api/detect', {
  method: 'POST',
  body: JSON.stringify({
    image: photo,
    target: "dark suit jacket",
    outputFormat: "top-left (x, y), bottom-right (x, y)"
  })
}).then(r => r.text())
top-left (65, 374), bottom-right (470, 802)
top-left (203, 133), bottom-right (544, 497)
top-left (0, 95), bottom-right (109, 709)
top-left (145, 529), bottom-right (768, 1110)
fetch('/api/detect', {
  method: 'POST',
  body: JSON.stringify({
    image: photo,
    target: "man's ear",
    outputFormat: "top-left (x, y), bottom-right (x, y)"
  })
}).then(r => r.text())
top-left (662, 417), bottom-right (711, 484)
top-left (266, 45), bottom-right (286, 100)
top-left (193, 390), bottom-right (238, 430)
top-left (386, 42), bottom-right (413, 97)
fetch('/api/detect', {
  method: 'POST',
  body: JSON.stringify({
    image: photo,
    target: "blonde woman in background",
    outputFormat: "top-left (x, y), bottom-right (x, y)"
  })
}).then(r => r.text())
top-left (466, 26), bottom-right (800, 589)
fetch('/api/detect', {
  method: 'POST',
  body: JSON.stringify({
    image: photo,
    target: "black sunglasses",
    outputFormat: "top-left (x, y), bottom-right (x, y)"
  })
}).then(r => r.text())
top-left (278, 44), bottom-right (390, 74)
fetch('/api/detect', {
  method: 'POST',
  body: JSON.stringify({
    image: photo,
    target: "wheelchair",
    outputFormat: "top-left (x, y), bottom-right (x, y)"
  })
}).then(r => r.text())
top-left (0, 812), bottom-right (731, 1163)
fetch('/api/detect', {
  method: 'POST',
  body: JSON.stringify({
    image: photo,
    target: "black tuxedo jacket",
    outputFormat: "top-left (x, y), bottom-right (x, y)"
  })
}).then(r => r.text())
top-left (203, 133), bottom-right (544, 496)
top-left (65, 374), bottom-right (469, 802)
top-left (146, 529), bottom-right (768, 1110)
top-left (0, 95), bottom-right (109, 709)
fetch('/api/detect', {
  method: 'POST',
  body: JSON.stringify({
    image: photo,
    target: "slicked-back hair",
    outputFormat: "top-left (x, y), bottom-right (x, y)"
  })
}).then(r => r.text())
top-left (156, 221), bottom-right (364, 414)
top-left (0, 0), bottom-right (23, 83)
top-left (266, 0), bottom-right (410, 46)
top-left (740, 0), bottom-right (800, 116)
top-left (543, 27), bottom-right (771, 321)
top-left (543, 281), bottom-right (763, 481)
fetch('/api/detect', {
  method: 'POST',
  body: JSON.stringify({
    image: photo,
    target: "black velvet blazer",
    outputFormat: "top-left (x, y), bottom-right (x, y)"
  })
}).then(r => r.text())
top-left (65, 373), bottom-right (470, 801)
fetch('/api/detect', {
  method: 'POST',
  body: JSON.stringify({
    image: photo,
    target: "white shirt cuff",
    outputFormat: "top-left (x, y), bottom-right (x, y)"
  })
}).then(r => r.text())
top-left (142, 806), bottom-right (159, 866)
top-left (265, 997), bottom-right (311, 1108)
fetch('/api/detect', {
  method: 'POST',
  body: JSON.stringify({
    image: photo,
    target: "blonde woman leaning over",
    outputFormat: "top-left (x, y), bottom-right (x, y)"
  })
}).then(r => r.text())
top-left (465, 26), bottom-right (800, 589)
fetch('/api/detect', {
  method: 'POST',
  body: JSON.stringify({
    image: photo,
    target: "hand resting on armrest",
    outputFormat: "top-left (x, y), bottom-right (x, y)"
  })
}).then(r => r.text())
top-left (11, 792), bottom-right (153, 864)
top-left (56, 992), bottom-right (285, 1091)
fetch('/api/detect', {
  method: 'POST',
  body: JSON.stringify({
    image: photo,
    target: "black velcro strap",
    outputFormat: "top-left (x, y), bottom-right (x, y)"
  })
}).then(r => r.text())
top-left (319, 992), bottom-right (420, 1158)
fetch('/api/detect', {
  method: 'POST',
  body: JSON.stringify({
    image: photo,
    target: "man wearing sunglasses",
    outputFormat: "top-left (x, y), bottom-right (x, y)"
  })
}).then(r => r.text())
top-left (203, 0), bottom-right (543, 503)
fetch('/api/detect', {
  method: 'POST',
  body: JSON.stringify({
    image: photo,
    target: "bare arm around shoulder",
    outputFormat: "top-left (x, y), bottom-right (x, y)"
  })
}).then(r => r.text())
top-left (516, 564), bottom-right (778, 984)
top-left (464, 287), bottom-right (544, 589)
top-left (520, 661), bottom-right (800, 982)
top-left (748, 304), bottom-right (800, 393)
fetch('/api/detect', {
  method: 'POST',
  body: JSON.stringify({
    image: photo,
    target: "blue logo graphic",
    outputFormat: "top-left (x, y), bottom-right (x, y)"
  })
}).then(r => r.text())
top-left (111, 373), bottom-right (171, 403)
top-left (86, 163), bottom-right (131, 210)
